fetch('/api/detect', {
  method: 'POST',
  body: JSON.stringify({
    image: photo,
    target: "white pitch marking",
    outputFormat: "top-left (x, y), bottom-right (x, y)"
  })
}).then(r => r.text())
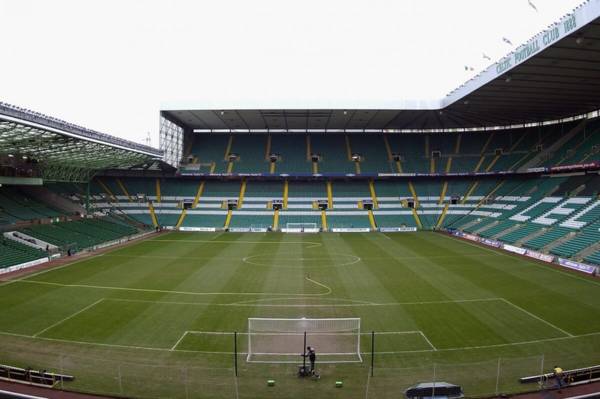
top-left (419, 331), bottom-right (437, 351)
top-left (33, 298), bottom-right (105, 337)
top-left (1, 330), bottom-right (599, 356)
top-left (16, 278), bottom-right (331, 297)
top-left (148, 239), bottom-right (323, 249)
top-left (228, 296), bottom-right (377, 306)
top-left (0, 256), bottom-right (97, 289)
top-left (0, 232), bottom-right (160, 288)
top-left (305, 276), bottom-right (332, 295)
top-left (499, 298), bottom-right (573, 337)
top-left (170, 331), bottom-right (189, 350)
top-left (370, 331), bottom-right (600, 354)
top-left (80, 296), bottom-right (503, 308)
top-left (439, 233), bottom-right (600, 287)
top-left (241, 254), bottom-right (362, 268)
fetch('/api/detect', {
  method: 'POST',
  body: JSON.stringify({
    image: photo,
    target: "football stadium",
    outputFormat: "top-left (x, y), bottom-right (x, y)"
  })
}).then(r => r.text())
top-left (1, 2), bottom-right (600, 399)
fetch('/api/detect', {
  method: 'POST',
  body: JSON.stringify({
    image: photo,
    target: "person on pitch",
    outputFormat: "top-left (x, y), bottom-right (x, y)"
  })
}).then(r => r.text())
top-left (303, 346), bottom-right (317, 375)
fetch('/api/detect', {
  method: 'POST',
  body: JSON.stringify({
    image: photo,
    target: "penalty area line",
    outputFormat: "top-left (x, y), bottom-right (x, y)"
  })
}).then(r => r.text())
top-left (171, 331), bottom-right (189, 351)
top-left (0, 330), bottom-right (599, 356)
top-left (33, 298), bottom-right (105, 338)
top-left (419, 331), bottom-right (437, 351)
top-left (498, 298), bottom-right (573, 337)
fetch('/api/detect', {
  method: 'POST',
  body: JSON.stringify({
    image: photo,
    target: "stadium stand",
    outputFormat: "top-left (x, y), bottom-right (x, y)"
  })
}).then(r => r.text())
top-left (19, 217), bottom-right (139, 252)
top-left (0, 187), bottom-right (62, 224)
top-left (0, 236), bottom-right (47, 269)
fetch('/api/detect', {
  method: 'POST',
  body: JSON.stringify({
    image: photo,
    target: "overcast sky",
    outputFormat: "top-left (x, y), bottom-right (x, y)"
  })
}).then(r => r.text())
top-left (0, 0), bottom-right (583, 146)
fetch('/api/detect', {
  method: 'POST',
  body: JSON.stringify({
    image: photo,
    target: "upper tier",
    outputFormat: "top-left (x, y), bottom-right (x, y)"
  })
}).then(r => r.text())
top-left (180, 118), bottom-right (600, 175)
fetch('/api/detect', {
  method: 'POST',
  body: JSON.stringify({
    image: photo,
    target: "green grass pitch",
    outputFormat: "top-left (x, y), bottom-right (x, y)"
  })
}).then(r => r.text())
top-left (0, 231), bottom-right (599, 398)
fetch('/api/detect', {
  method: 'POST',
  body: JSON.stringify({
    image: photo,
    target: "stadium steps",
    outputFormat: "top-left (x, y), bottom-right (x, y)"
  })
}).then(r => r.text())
top-left (462, 217), bottom-right (495, 234)
top-left (472, 220), bottom-right (499, 235)
top-left (445, 157), bottom-right (453, 173)
top-left (237, 179), bottom-right (247, 208)
top-left (550, 220), bottom-right (600, 258)
top-left (155, 178), bottom-right (161, 202)
top-left (492, 222), bottom-right (522, 240)
top-left (383, 135), bottom-right (403, 172)
top-left (478, 180), bottom-right (506, 205)
top-left (283, 180), bottom-right (289, 209)
top-left (326, 181), bottom-right (333, 209)
top-left (368, 180), bottom-right (379, 209)
top-left (473, 156), bottom-right (486, 172)
top-left (484, 155), bottom-right (501, 172)
top-left (575, 240), bottom-right (600, 262)
top-left (438, 182), bottom-right (448, 204)
top-left (96, 178), bottom-right (116, 202)
top-left (224, 210), bottom-right (233, 229)
top-left (320, 210), bottom-right (328, 230)
top-left (542, 230), bottom-right (578, 252)
top-left (461, 181), bottom-right (479, 204)
top-left (20, 186), bottom-right (82, 216)
top-left (148, 202), bottom-right (158, 227)
top-left (456, 217), bottom-right (485, 231)
top-left (106, 211), bottom-right (148, 230)
top-left (584, 250), bottom-right (600, 265)
top-left (224, 135), bottom-right (233, 160)
top-left (367, 210), bottom-right (377, 229)
top-left (192, 181), bottom-right (206, 208)
top-left (411, 208), bottom-right (422, 228)
top-left (408, 181), bottom-right (419, 207)
top-left (265, 134), bottom-right (271, 161)
top-left (273, 209), bottom-right (280, 230)
top-left (344, 135), bottom-right (352, 161)
top-left (436, 204), bottom-right (449, 229)
top-left (514, 226), bottom-right (549, 246)
top-left (519, 119), bottom-right (586, 171)
top-left (522, 227), bottom-right (572, 251)
top-left (479, 220), bottom-right (518, 238)
top-left (497, 223), bottom-right (536, 243)
top-left (175, 209), bottom-right (187, 228)
top-left (480, 132), bottom-right (495, 155)
top-left (116, 178), bottom-right (133, 202)
top-left (20, 218), bottom-right (138, 252)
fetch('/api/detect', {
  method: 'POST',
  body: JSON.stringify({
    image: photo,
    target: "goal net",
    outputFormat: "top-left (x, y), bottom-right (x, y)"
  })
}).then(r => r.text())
top-left (282, 223), bottom-right (319, 233)
top-left (247, 317), bottom-right (361, 363)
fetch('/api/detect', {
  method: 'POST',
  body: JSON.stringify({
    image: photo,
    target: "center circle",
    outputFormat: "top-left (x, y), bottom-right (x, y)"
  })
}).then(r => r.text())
top-left (242, 253), bottom-right (361, 268)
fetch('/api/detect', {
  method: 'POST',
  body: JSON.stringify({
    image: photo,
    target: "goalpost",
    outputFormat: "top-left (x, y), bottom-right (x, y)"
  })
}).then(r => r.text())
top-left (282, 223), bottom-right (319, 233)
top-left (247, 317), bottom-right (361, 363)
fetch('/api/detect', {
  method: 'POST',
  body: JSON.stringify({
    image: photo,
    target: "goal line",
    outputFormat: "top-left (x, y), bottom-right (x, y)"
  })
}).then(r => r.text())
top-left (281, 223), bottom-right (320, 233)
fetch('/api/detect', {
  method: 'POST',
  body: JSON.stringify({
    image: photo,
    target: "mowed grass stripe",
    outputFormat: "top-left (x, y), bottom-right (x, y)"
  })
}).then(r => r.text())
top-left (434, 232), bottom-right (600, 335)
top-left (335, 233), bottom-right (423, 332)
top-left (18, 296), bottom-right (569, 351)
top-left (0, 230), bottom-right (598, 398)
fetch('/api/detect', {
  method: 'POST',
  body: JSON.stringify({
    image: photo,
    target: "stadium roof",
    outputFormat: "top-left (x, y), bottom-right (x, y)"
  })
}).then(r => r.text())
top-left (162, 0), bottom-right (600, 131)
top-left (0, 102), bottom-right (163, 181)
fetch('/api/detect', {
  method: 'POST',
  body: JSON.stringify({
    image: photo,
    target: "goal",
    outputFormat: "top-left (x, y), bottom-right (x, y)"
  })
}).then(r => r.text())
top-left (282, 223), bottom-right (319, 233)
top-left (246, 317), bottom-right (361, 363)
